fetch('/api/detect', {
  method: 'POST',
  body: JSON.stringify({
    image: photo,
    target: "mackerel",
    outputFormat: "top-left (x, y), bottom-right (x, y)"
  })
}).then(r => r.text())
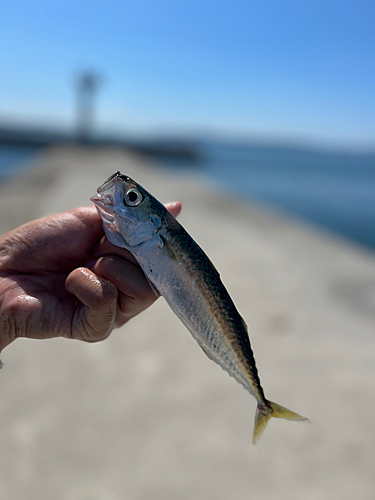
top-left (91, 172), bottom-right (307, 443)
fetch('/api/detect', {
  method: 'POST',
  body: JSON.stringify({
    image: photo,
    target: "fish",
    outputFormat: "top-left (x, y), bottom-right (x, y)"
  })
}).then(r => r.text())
top-left (91, 172), bottom-right (308, 443)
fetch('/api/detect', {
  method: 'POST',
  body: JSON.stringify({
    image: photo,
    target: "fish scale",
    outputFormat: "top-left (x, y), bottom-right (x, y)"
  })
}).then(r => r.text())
top-left (91, 172), bottom-right (308, 443)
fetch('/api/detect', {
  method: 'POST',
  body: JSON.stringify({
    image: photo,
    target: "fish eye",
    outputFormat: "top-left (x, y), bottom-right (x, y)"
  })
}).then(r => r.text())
top-left (124, 187), bottom-right (143, 207)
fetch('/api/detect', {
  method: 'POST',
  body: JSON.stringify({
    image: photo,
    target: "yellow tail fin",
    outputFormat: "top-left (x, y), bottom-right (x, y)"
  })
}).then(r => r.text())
top-left (253, 401), bottom-right (308, 444)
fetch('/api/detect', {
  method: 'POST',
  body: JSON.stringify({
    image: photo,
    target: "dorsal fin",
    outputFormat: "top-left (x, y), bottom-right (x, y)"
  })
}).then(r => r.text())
top-left (196, 243), bottom-right (220, 275)
top-left (241, 316), bottom-right (248, 331)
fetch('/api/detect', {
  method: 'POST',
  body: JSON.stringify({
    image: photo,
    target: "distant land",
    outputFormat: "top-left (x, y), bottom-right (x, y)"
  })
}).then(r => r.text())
top-left (0, 124), bottom-right (199, 160)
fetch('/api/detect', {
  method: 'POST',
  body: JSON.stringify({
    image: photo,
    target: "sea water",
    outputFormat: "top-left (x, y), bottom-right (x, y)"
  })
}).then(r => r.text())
top-left (157, 140), bottom-right (375, 251)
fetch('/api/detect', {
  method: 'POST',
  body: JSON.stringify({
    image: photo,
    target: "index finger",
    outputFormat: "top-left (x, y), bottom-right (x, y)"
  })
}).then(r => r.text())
top-left (92, 236), bottom-right (137, 264)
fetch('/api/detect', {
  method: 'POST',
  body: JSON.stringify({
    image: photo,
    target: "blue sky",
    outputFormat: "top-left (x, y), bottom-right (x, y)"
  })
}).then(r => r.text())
top-left (1, 0), bottom-right (375, 147)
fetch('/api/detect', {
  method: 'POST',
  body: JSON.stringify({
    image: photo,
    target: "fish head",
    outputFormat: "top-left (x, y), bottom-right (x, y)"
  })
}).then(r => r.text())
top-left (91, 172), bottom-right (166, 248)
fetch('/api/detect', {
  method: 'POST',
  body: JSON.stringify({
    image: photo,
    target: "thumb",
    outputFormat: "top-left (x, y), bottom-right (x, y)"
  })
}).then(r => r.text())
top-left (66, 268), bottom-right (118, 342)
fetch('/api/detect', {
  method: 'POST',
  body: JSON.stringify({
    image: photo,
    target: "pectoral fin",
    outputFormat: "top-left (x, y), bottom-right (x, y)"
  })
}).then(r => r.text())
top-left (160, 235), bottom-right (184, 264)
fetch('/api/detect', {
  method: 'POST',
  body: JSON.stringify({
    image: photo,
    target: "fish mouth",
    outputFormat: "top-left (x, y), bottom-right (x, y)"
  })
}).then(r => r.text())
top-left (90, 193), bottom-right (107, 208)
top-left (90, 194), bottom-right (115, 223)
top-left (92, 171), bottom-right (131, 224)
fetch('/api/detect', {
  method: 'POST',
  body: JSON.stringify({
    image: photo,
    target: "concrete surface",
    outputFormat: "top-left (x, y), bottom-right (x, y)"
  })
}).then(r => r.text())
top-left (1, 145), bottom-right (375, 500)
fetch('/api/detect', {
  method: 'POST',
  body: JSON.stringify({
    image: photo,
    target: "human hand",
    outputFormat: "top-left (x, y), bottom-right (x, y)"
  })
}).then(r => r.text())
top-left (0, 202), bottom-right (181, 351)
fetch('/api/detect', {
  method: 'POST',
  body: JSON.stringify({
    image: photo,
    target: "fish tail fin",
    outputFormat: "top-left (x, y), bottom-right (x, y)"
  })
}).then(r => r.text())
top-left (253, 400), bottom-right (308, 444)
